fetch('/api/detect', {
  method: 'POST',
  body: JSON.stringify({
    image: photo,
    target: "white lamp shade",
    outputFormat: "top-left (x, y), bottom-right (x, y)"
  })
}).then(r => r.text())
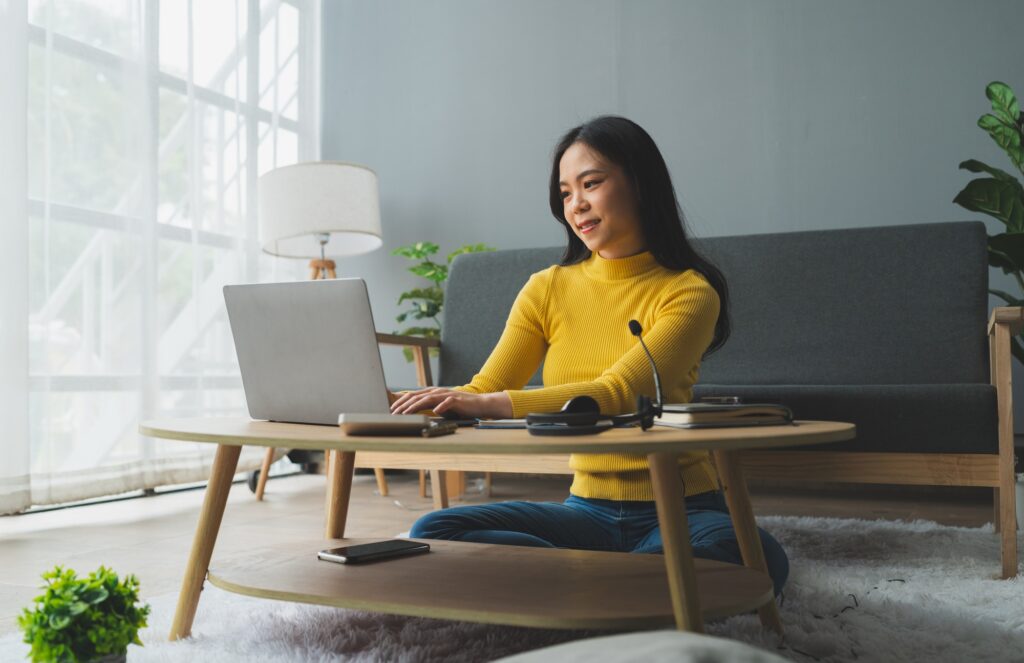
top-left (258, 161), bottom-right (383, 258)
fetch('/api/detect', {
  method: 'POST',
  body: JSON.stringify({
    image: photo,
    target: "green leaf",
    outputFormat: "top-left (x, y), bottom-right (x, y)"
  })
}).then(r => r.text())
top-left (392, 242), bottom-right (439, 260)
top-left (978, 113), bottom-right (1024, 173)
top-left (959, 159), bottom-right (1017, 182)
top-left (986, 81), bottom-right (1020, 126)
top-left (953, 177), bottom-right (1024, 231)
top-left (397, 287), bottom-right (443, 306)
top-left (48, 613), bottom-right (70, 630)
top-left (79, 587), bottom-right (108, 606)
top-left (988, 234), bottom-right (1024, 273)
top-left (409, 263), bottom-right (448, 283)
top-left (446, 243), bottom-right (497, 264)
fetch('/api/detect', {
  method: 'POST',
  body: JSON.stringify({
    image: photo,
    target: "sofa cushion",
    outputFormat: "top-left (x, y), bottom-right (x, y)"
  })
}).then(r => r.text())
top-left (692, 221), bottom-right (988, 386)
top-left (693, 383), bottom-right (998, 454)
top-left (439, 222), bottom-right (989, 392)
top-left (440, 246), bottom-right (562, 386)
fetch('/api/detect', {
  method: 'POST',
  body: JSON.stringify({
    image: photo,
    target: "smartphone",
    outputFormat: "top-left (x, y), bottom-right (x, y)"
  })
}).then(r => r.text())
top-left (317, 539), bottom-right (430, 564)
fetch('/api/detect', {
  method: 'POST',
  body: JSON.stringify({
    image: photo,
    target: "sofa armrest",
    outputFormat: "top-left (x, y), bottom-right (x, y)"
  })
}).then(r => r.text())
top-left (987, 306), bottom-right (1021, 577)
top-left (988, 307), bottom-right (1024, 337)
top-left (375, 333), bottom-right (439, 387)
top-left (375, 333), bottom-right (441, 349)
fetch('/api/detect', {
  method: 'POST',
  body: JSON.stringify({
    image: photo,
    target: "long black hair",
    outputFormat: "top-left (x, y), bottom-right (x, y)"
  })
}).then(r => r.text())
top-left (548, 115), bottom-right (730, 355)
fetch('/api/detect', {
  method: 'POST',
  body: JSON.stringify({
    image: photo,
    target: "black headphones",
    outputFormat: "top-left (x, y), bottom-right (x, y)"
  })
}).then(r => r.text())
top-left (525, 320), bottom-right (664, 437)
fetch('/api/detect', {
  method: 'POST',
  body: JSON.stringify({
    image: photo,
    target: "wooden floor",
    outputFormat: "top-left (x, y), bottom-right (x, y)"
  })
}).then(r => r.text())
top-left (0, 470), bottom-right (994, 637)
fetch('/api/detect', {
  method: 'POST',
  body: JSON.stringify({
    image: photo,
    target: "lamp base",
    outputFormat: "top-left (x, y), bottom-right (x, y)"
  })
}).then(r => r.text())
top-left (309, 259), bottom-right (336, 280)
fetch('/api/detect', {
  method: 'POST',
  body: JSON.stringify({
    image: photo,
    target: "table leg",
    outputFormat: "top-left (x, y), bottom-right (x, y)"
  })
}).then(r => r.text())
top-left (169, 443), bottom-right (241, 641)
top-left (648, 452), bottom-right (704, 633)
top-left (430, 470), bottom-right (449, 510)
top-left (325, 450), bottom-right (356, 539)
top-left (712, 449), bottom-right (784, 635)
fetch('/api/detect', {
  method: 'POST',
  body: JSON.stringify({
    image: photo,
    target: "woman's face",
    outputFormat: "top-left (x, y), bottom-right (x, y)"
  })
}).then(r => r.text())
top-left (558, 141), bottom-right (645, 259)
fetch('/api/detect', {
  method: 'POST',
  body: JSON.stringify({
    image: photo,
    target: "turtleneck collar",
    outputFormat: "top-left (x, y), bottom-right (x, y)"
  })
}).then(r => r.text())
top-left (582, 250), bottom-right (660, 281)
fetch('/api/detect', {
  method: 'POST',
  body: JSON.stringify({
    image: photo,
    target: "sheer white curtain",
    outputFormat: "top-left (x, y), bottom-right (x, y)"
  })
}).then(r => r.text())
top-left (1, 0), bottom-right (320, 515)
top-left (1, 0), bottom-right (32, 515)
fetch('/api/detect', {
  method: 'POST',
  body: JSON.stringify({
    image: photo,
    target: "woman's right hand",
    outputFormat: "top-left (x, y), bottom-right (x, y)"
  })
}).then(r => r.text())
top-left (390, 387), bottom-right (513, 419)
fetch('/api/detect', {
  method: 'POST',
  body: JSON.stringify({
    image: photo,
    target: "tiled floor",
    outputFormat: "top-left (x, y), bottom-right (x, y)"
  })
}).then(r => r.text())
top-left (0, 470), bottom-right (994, 637)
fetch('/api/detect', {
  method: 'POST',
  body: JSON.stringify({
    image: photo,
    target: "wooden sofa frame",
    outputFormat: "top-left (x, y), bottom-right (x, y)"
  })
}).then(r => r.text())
top-left (352, 307), bottom-right (1023, 579)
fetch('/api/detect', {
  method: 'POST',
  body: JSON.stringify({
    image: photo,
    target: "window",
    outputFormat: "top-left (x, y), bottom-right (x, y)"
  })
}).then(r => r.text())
top-left (22, 0), bottom-right (320, 506)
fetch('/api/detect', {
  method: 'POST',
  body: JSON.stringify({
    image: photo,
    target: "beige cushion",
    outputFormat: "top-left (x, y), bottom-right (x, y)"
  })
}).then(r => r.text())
top-left (493, 630), bottom-right (789, 663)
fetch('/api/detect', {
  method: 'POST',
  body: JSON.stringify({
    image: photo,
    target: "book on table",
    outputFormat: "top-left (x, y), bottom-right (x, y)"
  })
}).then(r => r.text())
top-left (656, 402), bottom-right (794, 429)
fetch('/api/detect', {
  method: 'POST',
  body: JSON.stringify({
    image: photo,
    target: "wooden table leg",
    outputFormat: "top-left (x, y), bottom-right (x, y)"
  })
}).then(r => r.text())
top-left (445, 470), bottom-right (466, 499)
top-left (169, 443), bottom-right (241, 641)
top-left (254, 447), bottom-right (275, 501)
top-left (373, 467), bottom-right (389, 496)
top-left (430, 470), bottom-right (449, 510)
top-left (712, 449), bottom-right (784, 635)
top-left (648, 452), bottom-right (704, 633)
top-left (325, 450), bottom-right (356, 539)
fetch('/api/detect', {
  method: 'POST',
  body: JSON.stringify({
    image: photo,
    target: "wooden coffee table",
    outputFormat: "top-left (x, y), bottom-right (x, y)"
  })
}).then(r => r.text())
top-left (139, 418), bottom-right (854, 640)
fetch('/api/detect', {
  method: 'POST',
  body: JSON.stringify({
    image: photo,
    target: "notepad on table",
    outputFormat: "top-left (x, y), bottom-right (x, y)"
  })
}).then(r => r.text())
top-left (656, 402), bottom-right (794, 429)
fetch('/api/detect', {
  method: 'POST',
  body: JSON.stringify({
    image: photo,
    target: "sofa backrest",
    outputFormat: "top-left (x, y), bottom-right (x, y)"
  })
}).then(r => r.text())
top-left (439, 247), bottom-right (563, 387)
top-left (438, 221), bottom-right (989, 388)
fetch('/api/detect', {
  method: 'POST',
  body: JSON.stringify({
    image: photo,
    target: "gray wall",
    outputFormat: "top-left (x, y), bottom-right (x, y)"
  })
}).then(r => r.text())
top-left (321, 0), bottom-right (1024, 425)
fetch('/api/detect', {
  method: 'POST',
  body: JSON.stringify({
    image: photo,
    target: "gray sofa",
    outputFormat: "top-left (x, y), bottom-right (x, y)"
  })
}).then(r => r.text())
top-left (436, 220), bottom-right (1021, 577)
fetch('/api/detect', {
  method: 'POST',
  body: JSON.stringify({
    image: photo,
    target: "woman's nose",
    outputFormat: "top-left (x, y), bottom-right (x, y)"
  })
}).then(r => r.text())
top-left (572, 194), bottom-right (589, 214)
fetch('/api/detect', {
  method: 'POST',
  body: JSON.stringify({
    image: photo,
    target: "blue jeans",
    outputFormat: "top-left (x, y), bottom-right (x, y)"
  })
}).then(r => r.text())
top-left (409, 491), bottom-right (789, 596)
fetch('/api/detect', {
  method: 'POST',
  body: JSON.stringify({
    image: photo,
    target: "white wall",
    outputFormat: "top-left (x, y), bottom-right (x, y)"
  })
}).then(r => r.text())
top-left (321, 0), bottom-right (1024, 426)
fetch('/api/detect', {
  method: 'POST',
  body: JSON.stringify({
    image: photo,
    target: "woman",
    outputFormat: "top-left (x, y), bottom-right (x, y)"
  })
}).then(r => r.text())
top-left (390, 115), bottom-right (788, 595)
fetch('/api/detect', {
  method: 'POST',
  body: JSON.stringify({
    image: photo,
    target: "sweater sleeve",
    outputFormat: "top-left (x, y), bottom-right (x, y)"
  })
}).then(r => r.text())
top-left (453, 269), bottom-right (550, 395)
top-left (504, 274), bottom-right (720, 417)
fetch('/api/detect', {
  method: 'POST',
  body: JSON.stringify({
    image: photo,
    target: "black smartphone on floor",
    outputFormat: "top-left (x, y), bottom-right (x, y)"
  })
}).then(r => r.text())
top-left (317, 539), bottom-right (430, 564)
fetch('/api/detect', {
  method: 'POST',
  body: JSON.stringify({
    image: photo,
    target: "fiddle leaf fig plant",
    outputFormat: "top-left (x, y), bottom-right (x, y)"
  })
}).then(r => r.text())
top-left (954, 81), bottom-right (1024, 364)
top-left (393, 241), bottom-right (495, 361)
top-left (18, 565), bottom-right (150, 663)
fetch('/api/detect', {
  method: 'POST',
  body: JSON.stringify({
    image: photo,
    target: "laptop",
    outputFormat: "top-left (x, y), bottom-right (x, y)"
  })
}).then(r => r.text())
top-left (223, 278), bottom-right (392, 425)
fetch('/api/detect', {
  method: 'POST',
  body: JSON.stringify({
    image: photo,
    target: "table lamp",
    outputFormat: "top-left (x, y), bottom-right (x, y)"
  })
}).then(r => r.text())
top-left (258, 161), bottom-right (383, 279)
top-left (254, 160), bottom-right (387, 500)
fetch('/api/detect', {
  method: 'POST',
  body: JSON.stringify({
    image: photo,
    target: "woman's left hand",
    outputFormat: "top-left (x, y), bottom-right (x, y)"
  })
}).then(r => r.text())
top-left (390, 387), bottom-right (513, 419)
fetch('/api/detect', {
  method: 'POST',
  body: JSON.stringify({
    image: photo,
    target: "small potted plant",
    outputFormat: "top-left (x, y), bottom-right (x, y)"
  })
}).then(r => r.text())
top-left (392, 241), bottom-right (496, 361)
top-left (18, 565), bottom-right (151, 663)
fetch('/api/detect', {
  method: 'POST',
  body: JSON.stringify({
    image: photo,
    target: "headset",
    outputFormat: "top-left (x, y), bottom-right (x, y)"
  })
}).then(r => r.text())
top-left (525, 320), bottom-right (664, 437)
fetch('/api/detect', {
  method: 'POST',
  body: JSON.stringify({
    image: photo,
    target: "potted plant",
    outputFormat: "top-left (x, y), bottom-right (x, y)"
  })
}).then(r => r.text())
top-left (18, 565), bottom-right (151, 663)
top-left (392, 241), bottom-right (495, 361)
top-left (953, 80), bottom-right (1024, 363)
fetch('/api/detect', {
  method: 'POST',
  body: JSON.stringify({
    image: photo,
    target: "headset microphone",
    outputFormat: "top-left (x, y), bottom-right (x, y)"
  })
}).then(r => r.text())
top-left (525, 319), bottom-right (664, 435)
top-left (628, 320), bottom-right (663, 418)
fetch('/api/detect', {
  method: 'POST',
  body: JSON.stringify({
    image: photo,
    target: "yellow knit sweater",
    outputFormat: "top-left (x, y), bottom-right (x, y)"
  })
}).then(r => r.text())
top-left (456, 250), bottom-right (722, 500)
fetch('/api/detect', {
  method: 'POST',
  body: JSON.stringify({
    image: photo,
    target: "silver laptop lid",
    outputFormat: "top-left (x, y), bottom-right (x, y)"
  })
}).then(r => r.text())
top-left (223, 278), bottom-right (390, 425)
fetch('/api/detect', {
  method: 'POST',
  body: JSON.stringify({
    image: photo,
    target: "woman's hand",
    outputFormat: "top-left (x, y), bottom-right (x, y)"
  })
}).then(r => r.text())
top-left (390, 387), bottom-right (513, 419)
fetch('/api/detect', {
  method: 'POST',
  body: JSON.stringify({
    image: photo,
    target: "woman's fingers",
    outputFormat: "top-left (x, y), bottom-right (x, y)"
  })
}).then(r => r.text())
top-left (391, 389), bottom-right (452, 414)
top-left (390, 387), bottom-right (442, 413)
top-left (434, 397), bottom-right (458, 418)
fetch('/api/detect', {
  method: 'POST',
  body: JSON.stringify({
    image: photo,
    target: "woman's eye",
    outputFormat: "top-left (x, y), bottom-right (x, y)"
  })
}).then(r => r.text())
top-left (584, 180), bottom-right (598, 188)
top-left (560, 191), bottom-right (569, 199)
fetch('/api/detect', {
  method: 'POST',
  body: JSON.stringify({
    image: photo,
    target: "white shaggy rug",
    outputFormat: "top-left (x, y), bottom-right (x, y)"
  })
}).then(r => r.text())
top-left (3, 515), bottom-right (1022, 662)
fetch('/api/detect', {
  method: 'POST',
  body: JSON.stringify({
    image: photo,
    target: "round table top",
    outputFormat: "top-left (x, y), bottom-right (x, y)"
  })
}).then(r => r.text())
top-left (139, 416), bottom-right (855, 455)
